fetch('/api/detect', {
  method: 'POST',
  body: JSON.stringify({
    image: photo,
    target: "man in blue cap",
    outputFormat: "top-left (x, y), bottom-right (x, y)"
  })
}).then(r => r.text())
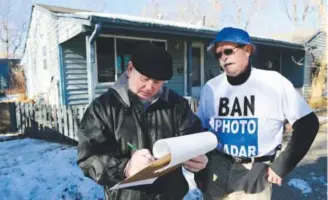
top-left (196, 27), bottom-right (319, 199)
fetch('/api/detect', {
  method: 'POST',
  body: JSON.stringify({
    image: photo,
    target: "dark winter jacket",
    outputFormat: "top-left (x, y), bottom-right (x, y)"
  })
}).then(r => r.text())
top-left (77, 75), bottom-right (203, 200)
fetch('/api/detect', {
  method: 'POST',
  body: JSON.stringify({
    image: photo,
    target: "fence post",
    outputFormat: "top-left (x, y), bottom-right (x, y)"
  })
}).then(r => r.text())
top-left (67, 106), bottom-right (73, 140)
top-left (71, 107), bottom-right (77, 141)
top-left (9, 103), bottom-right (17, 132)
top-left (21, 103), bottom-right (26, 133)
top-left (16, 102), bottom-right (21, 133)
top-left (31, 103), bottom-right (36, 135)
top-left (53, 105), bottom-right (58, 132)
top-left (58, 105), bottom-right (63, 135)
top-left (47, 105), bottom-right (53, 129)
top-left (63, 105), bottom-right (68, 137)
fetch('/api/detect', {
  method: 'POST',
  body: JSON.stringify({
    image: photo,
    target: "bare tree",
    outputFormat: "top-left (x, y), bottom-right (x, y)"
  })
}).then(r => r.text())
top-left (142, 0), bottom-right (220, 26)
top-left (142, 0), bottom-right (265, 29)
top-left (282, 0), bottom-right (327, 106)
top-left (86, 0), bottom-right (110, 13)
top-left (307, 0), bottom-right (327, 107)
top-left (0, 0), bottom-right (27, 59)
top-left (282, 0), bottom-right (325, 31)
top-left (230, 0), bottom-right (263, 30)
top-left (0, 0), bottom-right (10, 57)
top-left (142, 0), bottom-right (162, 19)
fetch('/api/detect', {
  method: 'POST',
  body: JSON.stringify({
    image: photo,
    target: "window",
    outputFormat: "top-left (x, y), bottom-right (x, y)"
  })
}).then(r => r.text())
top-left (96, 36), bottom-right (166, 83)
top-left (252, 46), bottom-right (280, 72)
top-left (42, 45), bottom-right (47, 70)
top-left (116, 39), bottom-right (149, 78)
top-left (96, 37), bottom-right (115, 82)
top-left (152, 41), bottom-right (166, 49)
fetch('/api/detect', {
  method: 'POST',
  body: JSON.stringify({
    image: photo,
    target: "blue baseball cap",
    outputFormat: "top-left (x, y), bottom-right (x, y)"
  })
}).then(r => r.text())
top-left (207, 27), bottom-right (255, 53)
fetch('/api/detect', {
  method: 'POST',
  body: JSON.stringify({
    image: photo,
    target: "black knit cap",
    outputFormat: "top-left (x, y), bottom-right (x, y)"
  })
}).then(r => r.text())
top-left (131, 43), bottom-right (173, 81)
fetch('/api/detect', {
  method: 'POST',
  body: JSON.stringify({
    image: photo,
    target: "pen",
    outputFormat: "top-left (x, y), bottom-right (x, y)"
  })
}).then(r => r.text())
top-left (127, 142), bottom-right (137, 151)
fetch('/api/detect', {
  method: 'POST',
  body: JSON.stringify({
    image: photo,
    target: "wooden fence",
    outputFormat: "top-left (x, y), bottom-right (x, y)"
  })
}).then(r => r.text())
top-left (10, 102), bottom-right (86, 143)
top-left (9, 97), bottom-right (199, 143)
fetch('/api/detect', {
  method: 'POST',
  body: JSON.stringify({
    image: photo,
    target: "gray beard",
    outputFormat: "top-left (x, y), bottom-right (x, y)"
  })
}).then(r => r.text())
top-left (139, 88), bottom-right (162, 106)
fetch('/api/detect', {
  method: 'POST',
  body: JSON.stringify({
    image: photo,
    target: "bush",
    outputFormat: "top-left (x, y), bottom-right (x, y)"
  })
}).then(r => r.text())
top-left (5, 61), bottom-right (26, 95)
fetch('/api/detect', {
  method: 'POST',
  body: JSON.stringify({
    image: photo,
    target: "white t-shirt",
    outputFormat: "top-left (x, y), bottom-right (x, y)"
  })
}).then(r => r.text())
top-left (197, 68), bottom-right (312, 157)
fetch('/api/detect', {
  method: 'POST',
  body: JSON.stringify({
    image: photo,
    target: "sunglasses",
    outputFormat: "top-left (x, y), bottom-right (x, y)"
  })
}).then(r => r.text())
top-left (214, 45), bottom-right (244, 60)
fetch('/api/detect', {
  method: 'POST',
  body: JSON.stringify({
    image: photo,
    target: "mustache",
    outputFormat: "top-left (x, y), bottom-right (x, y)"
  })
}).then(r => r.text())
top-left (223, 62), bottom-right (234, 67)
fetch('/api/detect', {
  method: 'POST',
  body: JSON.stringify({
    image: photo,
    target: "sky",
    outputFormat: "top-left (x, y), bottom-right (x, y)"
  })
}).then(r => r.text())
top-left (0, 0), bottom-right (326, 57)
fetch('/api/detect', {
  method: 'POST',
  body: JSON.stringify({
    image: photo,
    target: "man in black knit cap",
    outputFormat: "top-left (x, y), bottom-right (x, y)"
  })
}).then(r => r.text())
top-left (77, 43), bottom-right (208, 200)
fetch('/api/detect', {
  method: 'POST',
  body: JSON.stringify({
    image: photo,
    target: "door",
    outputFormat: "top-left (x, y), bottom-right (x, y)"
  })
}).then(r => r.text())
top-left (184, 42), bottom-right (204, 97)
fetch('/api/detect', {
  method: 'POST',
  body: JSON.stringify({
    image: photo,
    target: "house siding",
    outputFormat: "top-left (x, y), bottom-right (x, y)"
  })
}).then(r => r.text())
top-left (58, 20), bottom-right (84, 44)
top-left (303, 31), bottom-right (327, 98)
top-left (21, 6), bottom-right (84, 105)
top-left (22, 7), bottom-right (60, 105)
top-left (61, 35), bottom-right (89, 105)
top-left (307, 32), bottom-right (327, 63)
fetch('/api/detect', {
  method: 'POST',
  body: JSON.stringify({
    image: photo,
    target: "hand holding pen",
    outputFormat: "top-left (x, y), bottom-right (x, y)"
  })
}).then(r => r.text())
top-left (124, 142), bottom-right (155, 178)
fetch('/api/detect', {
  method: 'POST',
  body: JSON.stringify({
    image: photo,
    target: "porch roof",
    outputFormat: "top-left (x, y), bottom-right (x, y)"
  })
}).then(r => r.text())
top-left (38, 4), bottom-right (305, 50)
top-left (83, 12), bottom-right (304, 50)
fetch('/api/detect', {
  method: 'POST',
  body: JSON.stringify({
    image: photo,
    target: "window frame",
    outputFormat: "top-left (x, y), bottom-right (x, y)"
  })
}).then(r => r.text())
top-left (94, 34), bottom-right (167, 87)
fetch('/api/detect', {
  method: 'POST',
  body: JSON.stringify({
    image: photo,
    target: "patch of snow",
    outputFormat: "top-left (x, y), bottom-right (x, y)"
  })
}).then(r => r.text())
top-left (311, 176), bottom-right (328, 186)
top-left (0, 138), bottom-right (202, 200)
top-left (288, 178), bottom-right (312, 195)
top-left (0, 133), bottom-right (23, 141)
top-left (318, 116), bottom-right (327, 123)
top-left (184, 189), bottom-right (203, 200)
top-left (0, 138), bottom-right (104, 200)
top-left (0, 94), bottom-right (20, 102)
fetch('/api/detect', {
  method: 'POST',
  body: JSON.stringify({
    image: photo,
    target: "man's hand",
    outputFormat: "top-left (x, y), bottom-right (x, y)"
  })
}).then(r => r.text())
top-left (183, 155), bottom-right (208, 173)
top-left (268, 167), bottom-right (282, 186)
top-left (124, 149), bottom-right (155, 178)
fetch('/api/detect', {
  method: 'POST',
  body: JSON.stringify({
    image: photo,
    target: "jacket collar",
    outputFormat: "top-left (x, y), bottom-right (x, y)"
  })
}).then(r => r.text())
top-left (111, 72), bottom-right (170, 107)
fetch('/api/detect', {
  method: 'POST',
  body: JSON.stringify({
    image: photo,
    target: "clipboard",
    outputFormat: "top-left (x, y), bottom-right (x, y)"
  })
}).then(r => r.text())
top-left (110, 131), bottom-right (218, 190)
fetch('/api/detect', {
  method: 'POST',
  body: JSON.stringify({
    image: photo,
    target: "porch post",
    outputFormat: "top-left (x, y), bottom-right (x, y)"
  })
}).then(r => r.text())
top-left (186, 41), bottom-right (192, 96)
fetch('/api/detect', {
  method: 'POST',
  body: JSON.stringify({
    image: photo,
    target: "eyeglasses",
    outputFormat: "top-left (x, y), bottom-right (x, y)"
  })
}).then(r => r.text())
top-left (214, 46), bottom-right (243, 60)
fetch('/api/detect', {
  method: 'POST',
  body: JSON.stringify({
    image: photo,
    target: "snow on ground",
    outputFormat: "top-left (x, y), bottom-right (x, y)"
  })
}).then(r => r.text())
top-left (287, 179), bottom-right (313, 195)
top-left (0, 138), bottom-right (103, 200)
top-left (0, 133), bottom-right (24, 141)
top-left (318, 116), bottom-right (327, 123)
top-left (0, 138), bottom-right (202, 200)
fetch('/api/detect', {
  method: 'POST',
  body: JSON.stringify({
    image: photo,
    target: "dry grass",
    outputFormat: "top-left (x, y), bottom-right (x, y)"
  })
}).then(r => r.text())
top-left (308, 97), bottom-right (328, 109)
top-left (6, 69), bottom-right (26, 95)
top-left (308, 62), bottom-right (327, 109)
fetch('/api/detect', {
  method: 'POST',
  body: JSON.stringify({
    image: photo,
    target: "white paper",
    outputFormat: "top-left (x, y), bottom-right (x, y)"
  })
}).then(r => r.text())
top-left (153, 131), bottom-right (218, 172)
top-left (109, 131), bottom-right (218, 190)
top-left (110, 178), bottom-right (157, 190)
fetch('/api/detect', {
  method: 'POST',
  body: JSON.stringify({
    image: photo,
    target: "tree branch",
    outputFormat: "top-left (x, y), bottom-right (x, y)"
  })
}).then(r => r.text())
top-left (244, 0), bottom-right (260, 30)
top-left (302, 4), bottom-right (310, 22)
top-left (283, 0), bottom-right (293, 22)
